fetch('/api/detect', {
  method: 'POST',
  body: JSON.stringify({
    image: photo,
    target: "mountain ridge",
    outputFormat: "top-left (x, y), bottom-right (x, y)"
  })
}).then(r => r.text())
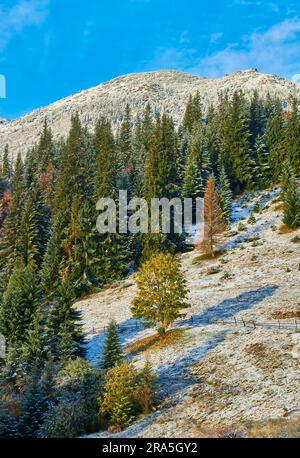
top-left (1, 68), bottom-right (300, 159)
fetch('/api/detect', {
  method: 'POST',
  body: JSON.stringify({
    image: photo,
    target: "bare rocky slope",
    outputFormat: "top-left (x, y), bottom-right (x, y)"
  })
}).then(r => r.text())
top-left (1, 68), bottom-right (300, 159)
top-left (76, 189), bottom-right (300, 438)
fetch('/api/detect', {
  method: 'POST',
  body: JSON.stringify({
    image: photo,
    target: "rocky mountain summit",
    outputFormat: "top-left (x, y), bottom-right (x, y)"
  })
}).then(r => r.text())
top-left (1, 68), bottom-right (300, 159)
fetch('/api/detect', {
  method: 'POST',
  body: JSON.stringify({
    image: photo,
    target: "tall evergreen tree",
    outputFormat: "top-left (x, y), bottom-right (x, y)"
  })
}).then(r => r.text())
top-left (255, 134), bottom-right (271, 189)
top-left (18, 177), bottom-right (49, 268)
top-left (182, 128), bottom-right (210, 200)
top-left (283, 172), bottom-right (300, 229)
top-left (283, 97), bottom-right (300, 172)
top-left (183, 92), bottom-right (202, 133)
top-left (218, 166), bottom-right (233, 225)
top-left (116, 104), bottom-right (134, 194)
top-left (40, 216), bottom-right (64, 299)
top-left (0, 154), bottom-right (26, 280)
top-left (0, 265), bottom-right (41, 348)
top-left (218, 92), bottom-right (254, 191)
top-left (265, 98), bottom-right (285, 181)
top-left (1, 145), bottom-right (12, 189)
top-left (45, 281), bottom-right (86, 361)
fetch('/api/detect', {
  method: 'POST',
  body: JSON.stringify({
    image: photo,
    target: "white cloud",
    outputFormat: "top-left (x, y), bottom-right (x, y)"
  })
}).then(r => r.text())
top-left (210, 32), bottom-right (223, 44)
top-left (192, 19), bottom-right (300, 79)
top-left (0, 0), bottom-right (49, 51)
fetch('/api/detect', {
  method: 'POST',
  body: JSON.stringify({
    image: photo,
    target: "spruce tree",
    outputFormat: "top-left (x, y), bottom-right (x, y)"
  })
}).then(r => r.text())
top-left (283, 173), bottom-right (300, 229)
top-left (265, 98), bottom-right (285, 181)
top-left (183, 92), bottom-right (202, 133)
top-left (0, 265), bottom-right (41, 348)
top-left (182, 128), bottom-right (210, 200)
top-left (116, 104), bottom-right (134, 195)
top-left (93, 118), bottom-right (129, 286)
top-left (40, 216), bottom-right (64, 299)
top-left (218, 166), bottom-right (233, 225)
top-left (94, 118), bottom-right (116, 199)
top-left (283, 97), bottom-right (300, 172)
top-left (19, 177), bottom-right (49, 268)
top-left (36, 120), bottom-right (54, 173)
top-left (19, 369), bottom-right (51, 437)
top-left (1, 144), bottom-right (12, 189)
top-left (45, 281), bottom-right (86, 361)
top-left (255, 134), bottom-right (271, 189)
top-left (101, 320), bottom-right (122, 370)
top-left (219, 92), bottom-right (254, 191)
top-left (248, 90), bottom-right (266, 149)
top-left (0, 153), bottom-right (26, 279)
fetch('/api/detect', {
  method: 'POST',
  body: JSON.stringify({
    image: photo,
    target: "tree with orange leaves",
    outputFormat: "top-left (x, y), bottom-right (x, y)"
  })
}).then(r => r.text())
top-left (199, 175), bottom-right (225, 257)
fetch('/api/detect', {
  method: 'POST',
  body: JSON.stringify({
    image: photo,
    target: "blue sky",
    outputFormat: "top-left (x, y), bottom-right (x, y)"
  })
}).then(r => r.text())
top-left (1, 0), bottom-right (300, 119)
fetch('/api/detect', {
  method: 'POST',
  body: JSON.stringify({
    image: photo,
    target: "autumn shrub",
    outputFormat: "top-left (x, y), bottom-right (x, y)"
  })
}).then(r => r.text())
top-left (133, 362), bottom-right (156, 414)
top-left (100, 361), bottom-right (156, 431)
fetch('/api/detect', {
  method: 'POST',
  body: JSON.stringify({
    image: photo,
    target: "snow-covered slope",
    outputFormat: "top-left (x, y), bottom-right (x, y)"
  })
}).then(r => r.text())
top-left (1, 69), bottom-right (300, 159)
top-left (76, 189), bottom-right (300, 438)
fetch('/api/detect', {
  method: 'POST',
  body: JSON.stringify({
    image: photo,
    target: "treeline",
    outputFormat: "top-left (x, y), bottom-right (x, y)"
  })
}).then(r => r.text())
top-left (0, 90), bottom-right (299, 437)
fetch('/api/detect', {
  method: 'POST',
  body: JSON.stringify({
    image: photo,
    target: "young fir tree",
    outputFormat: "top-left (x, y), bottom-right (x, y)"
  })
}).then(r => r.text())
top-left (131, 253), bottom-right (189, 335)
top-left (100, 361), bottom-right (136, 430)
top-left (200, 175), bottom-right (226, 256)
top-left (0, 264), bottom-right (41, 348)
top-left (217, 166), bottom-right (233, 225)
top-left (101, 320), bottom-right (122, 370)
top-left (283, 172), bottom-right (300, 229)
top-left (45, 280), bottom-right (86, 361)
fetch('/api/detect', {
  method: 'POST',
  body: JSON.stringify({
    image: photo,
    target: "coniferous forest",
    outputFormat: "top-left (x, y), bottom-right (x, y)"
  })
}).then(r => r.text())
top-left (0, 90), bottom-right (300, 437)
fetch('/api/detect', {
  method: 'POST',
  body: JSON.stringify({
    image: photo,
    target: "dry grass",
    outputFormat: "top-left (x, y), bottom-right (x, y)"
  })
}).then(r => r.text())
top-left (279, 225), bottom-right (297, 234)
top-left (191, 425), bottom-right (243, 438)
top-left (245, 342), bottom-right (267, 355)
top-left (274, 203), bottom-right (284, 211)
top-left (125, 329), bottom-right (185, 355)
top-left (192, 249), bottom-right (227, 265)
top-left (246, 416), bottom-right (300, 438)
top-left (271, 309), bottom-right (300, 319)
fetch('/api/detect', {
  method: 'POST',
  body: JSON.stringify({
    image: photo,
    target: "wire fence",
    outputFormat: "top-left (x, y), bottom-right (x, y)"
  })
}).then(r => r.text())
top-left (95, 314), bottom-right (299, 336)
